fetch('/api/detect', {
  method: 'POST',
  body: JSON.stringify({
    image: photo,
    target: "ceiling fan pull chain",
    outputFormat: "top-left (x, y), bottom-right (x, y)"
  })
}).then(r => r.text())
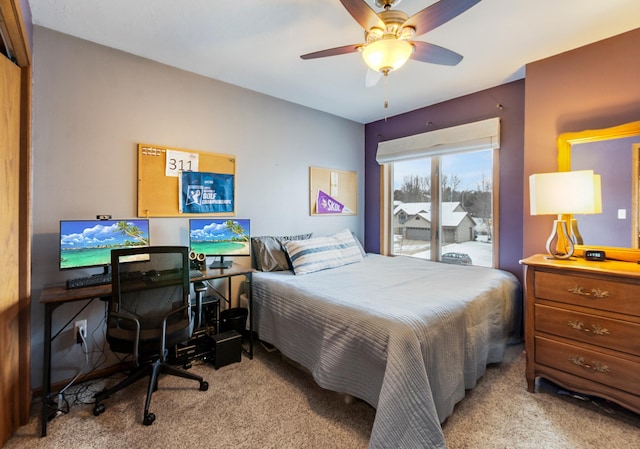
top-left (384, 72), bottom-right (389, 110)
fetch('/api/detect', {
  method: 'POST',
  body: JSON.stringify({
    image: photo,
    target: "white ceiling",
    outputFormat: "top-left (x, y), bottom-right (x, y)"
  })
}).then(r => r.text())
top-left (27, 0), bottom-right (640, 124)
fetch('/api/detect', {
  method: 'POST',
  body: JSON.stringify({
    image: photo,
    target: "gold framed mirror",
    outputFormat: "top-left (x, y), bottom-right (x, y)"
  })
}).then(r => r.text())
top-left (557, 120), bottom-right (640, 262)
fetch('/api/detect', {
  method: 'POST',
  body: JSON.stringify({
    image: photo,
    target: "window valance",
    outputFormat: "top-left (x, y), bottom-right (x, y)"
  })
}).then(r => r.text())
top-left (376, 117), bottom-right (500, 164)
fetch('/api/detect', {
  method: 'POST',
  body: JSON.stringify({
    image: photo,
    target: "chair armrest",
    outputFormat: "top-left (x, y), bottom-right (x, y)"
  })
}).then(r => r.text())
top-left (160, 304), bottom-right (190, 360)
top-left (109, 312), bottom-right (141, 365)
top-left (192, 281), bottom-right (207, 329)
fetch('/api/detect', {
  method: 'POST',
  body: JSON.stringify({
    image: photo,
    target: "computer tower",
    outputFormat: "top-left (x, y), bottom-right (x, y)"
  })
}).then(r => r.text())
top-left (213, 330), bottom-right (242, 369)
top-left (171, 327), bottom-right (214, 366)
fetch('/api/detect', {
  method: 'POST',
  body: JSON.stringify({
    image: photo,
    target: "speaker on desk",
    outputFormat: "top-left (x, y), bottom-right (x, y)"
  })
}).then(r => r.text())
top-left (189, 251), bottom-right (207, 271)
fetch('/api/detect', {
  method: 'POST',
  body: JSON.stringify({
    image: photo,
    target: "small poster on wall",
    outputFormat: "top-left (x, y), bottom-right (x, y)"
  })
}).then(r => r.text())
top-left (309, 167), bottom-right (357, 215)
top-left (179, 171), bottom-right (234, 214)
top-left (165, 149), bottom-right (199, 176)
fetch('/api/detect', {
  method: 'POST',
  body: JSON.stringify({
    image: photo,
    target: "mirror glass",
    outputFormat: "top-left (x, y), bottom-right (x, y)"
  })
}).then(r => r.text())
top-left (572, 136), bottom-right (640, 247)
top-left (557, 121), bottom-right (640, 256)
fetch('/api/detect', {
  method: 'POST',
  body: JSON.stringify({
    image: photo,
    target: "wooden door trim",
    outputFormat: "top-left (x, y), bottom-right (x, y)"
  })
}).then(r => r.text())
top-left (0, 0), bottom-right (32, 434)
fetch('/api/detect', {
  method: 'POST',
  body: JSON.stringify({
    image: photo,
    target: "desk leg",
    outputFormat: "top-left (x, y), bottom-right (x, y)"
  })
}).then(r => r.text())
top-left (247, 272), bottom-right (253, 359)
top-left (40, 303), bottom-right (54, 437)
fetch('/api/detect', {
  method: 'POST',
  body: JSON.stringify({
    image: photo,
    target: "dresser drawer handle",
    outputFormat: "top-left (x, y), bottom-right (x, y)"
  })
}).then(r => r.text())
top-left (567, 320), bottom-right (610, 335)
top-left (568, 356), bottom-right (610, 374)
top-left (568, 286), bottom-right (610, 298)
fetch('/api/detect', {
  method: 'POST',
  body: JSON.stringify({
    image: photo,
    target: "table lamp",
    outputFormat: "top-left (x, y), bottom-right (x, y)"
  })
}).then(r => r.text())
top-left (529, 170), bottom-right (602, 259)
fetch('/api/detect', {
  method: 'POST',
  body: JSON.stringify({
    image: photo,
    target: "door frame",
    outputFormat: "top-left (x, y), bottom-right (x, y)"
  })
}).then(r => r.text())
top-left (0, 0), bottom-right (32, 442)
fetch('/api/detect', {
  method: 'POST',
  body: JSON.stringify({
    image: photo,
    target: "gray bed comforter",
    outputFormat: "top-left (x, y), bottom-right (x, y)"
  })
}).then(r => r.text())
top-left (252, 254), bottom-right (521, 449)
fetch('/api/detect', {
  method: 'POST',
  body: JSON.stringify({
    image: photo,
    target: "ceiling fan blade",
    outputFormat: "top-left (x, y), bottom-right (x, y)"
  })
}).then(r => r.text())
top-left (365, 68), bottom-right (382, 88)
top-left (339, 0), bottom-right (384, 30)
top-left (404, 0), bottom-right (481, 37)
top-left (411, 41), bottom-right (463, 66)
top-left (300, 44), bottom-right (362, 60)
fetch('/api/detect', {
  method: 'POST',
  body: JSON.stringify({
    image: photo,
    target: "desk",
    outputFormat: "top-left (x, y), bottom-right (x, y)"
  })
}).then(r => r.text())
top-left (39, 265), bottom-right (254, 437)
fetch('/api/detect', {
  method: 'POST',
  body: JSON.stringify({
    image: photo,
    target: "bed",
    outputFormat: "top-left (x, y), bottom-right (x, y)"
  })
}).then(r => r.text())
top-left (250, 230), bottom-right (521, 449)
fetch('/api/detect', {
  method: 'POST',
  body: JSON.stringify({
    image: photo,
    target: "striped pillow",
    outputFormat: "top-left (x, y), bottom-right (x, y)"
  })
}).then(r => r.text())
top-left (284, 229), bottom-right (364, 275)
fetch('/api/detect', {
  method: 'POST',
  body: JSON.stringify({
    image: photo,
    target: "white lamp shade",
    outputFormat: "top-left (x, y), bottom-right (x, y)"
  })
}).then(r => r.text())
top-left (592, 174), bottom-right (602, 214)
top-left (529, 170), bottom-right (602, 216)
top-left (362, 39), bottom-right (413, 73)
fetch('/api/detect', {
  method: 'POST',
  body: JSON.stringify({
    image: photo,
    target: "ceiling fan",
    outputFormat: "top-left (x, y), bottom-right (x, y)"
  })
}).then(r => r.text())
top-left (301, 0), bottom-right (481, 81)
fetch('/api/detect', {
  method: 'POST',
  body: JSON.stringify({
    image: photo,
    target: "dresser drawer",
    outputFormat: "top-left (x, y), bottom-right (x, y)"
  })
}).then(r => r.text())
top-left (534, 271), bottom-right (640, 316)
top-left (535, 336), bottom-right (640, 396)
top-left (535, 303), bottom-right (640, 356)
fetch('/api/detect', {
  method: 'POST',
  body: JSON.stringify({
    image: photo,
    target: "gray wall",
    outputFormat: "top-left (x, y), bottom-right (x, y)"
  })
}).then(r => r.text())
top-left (31, 27), bottom-right (364, 388)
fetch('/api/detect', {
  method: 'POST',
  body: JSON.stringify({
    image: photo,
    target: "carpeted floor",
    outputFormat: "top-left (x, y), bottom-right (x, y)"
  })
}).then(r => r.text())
top-left (6, 343), bottom-right (640, 449)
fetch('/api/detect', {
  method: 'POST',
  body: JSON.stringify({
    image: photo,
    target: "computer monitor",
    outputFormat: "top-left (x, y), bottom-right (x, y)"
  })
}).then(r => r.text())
top-left (59, 219), bottom-right (151, 273)
top-left (189, 218), bottom-right (251, 269)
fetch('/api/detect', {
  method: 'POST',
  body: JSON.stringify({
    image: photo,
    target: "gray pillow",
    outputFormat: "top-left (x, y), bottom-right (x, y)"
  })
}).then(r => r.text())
top-left (251, 234), bottom-right (312, 271)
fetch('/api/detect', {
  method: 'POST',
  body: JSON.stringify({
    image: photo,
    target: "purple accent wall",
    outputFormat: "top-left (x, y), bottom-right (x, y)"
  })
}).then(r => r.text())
top-left (364, 80), bottom-right (525, 280)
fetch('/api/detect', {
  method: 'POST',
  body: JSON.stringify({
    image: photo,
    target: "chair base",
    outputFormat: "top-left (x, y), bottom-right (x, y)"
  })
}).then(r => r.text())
top-left (93, 358), bottom-right (208, 425)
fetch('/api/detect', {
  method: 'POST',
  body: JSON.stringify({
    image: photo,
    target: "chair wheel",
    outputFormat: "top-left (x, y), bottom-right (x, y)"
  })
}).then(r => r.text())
top-left (200, 381), bottom-right (209, 391)
top-left (93, 403), bottom-right (105, 416)
top-left (143, 412), bottom-right (156, 426)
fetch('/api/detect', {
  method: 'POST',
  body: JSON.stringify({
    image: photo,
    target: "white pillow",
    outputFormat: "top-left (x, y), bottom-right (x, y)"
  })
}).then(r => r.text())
top-left (284, 229), bottom-right (364, 275)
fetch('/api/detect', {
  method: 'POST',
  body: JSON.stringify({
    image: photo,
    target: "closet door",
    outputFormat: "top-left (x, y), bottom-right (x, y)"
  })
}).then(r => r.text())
top-left (0, 52), bottom-right (21, 446)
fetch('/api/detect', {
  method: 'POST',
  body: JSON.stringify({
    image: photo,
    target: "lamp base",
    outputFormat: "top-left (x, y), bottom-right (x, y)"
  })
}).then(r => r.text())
top-left (544, 254), bottom-right (577, 261)
top-left (545, 219), bottom-right (575, 260)
top-left (570, 218), bottom-right (584, 245)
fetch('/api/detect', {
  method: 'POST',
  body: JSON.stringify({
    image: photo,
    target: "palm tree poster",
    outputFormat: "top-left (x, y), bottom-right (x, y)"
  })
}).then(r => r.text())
top-left (189, 219), bottom-right (251, 257)
top-left (59, 219), bottom-right (150, 269)
top-left (179, 171), bottom-right (234, 214)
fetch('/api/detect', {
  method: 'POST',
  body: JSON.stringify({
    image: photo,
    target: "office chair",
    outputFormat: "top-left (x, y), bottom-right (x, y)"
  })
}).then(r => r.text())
top-left (93, 246), bottom-right (208, 425)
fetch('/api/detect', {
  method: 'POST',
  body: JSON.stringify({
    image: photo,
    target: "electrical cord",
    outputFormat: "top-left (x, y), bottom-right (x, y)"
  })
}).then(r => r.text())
top-left (51, 302), bottom-right (136, 411)
top-left (86, 310), bottom-right (108, 372)
top-left (55, 326), bottom-right (90, 415)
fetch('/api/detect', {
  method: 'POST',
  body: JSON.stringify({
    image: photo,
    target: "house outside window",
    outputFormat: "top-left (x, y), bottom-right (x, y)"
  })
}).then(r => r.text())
top-left (376, 118), bottom-right (500, 268)
top-left (389, 151), bottom-right (494, 267)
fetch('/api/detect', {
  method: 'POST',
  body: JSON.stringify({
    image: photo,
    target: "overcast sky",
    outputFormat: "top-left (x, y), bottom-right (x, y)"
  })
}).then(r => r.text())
top-left (393, 150), bottom-right (492, 192)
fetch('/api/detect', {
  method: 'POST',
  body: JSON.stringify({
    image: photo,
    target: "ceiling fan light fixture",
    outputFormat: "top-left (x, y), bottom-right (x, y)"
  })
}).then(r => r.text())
top-left (362, 38), bottom-right (413, 74)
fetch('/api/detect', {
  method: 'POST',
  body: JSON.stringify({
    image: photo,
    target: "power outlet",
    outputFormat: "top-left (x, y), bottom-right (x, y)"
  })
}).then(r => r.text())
top-left (74, 319), bottom-right (87, 344)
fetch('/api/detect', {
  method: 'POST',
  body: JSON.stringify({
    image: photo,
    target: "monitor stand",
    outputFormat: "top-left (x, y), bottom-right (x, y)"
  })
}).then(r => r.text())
top-left (209, 256), bottom-right (232, 269)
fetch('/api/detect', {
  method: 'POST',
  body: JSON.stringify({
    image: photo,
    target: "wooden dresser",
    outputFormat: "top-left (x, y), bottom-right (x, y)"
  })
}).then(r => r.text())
top-left (521, 254), bottom-right (640, 414)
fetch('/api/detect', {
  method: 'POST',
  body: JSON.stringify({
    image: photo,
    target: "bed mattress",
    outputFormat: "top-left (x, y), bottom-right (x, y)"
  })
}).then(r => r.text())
top-left (252, 254), bottom-right (521, 449)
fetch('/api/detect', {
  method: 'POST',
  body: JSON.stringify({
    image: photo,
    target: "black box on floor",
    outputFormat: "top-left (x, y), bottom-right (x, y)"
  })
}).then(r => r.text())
top-left (213, 330), bottom-right (242, 369)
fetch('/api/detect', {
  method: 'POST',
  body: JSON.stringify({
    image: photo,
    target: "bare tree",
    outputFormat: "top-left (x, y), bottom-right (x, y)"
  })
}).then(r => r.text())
top-left (397, 175), bottom-right (430, 202)
top-left (441, 174), bottom-right (463, 201)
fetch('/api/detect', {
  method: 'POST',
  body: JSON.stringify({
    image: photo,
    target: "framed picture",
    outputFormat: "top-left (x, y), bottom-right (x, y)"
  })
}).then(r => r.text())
top-left (309, 167), bottom-right (357, 216)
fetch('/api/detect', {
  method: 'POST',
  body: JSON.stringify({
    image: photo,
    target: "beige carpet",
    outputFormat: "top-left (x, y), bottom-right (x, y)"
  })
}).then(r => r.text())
top-left (6, 343), bottom-right (640, 449)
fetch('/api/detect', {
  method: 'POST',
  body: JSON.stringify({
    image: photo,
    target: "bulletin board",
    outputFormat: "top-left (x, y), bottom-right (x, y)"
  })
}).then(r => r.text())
top-left (137, 143), bottom-right (236, 217)
top-left (309, 167), bottom-right (357, 216)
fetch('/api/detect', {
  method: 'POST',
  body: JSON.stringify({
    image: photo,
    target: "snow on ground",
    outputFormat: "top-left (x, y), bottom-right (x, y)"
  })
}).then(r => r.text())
top-left (394, 239), bottom-right (493, 267)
